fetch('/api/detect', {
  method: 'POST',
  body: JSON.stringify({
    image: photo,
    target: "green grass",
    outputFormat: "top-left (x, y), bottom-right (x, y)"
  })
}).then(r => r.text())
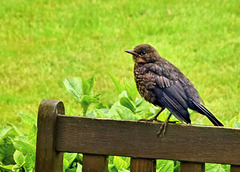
top-left (0, 0), bottom-right (239, 126)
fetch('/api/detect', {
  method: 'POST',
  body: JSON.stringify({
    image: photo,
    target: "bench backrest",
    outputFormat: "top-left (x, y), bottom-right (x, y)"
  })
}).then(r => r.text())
top-left (35, 99), bottom-right (240, 172)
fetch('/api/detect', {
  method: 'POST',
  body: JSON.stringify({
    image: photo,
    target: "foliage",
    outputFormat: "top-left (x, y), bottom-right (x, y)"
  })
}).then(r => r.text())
top-left (0, 114), bottom-right (82, 172)
top-left (64, 74), bottom-right (171, 121)
top-left (62, 75), bottom-right (240, 171)
top-left (1, 0), bottom-right (239, 125)
top-left (64, 76), bottom-right (105, 115)
top-left (1, 0), bottom-right (239, 170)
top-left (0, 75), bottom-right (239, 171)
top-left (0, 113), bottom-right (36, 172)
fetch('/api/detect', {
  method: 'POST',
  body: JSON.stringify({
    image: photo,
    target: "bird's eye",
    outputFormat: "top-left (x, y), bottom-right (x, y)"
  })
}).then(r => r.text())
top-left (140, 51), bottom-right (146, 55)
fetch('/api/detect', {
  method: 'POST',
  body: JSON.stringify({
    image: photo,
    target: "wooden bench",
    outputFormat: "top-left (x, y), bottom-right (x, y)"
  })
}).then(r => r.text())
top-left (35, 99), bottom-right (240, 172)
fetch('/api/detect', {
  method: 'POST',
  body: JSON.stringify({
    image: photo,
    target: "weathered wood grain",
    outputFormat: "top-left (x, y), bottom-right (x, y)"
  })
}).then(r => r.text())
top-left (180, 161), bottom-right (205, 172)
top-left (56, 115), bottom-right (240, 165)
top-left (82, 154), bottom-right (108, 172)
top-left (130, 158), bottom-right (156, 172)
top-left (35, 99), bottom-right (64, 172)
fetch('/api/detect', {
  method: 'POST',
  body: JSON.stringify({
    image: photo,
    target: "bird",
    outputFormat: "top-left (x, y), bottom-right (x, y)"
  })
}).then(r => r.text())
top-left (125, 44), bottom-right (223, 136)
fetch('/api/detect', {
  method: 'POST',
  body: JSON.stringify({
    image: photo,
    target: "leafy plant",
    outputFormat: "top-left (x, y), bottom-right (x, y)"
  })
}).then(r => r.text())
top-left (0, 113), bottom-right (36, 172)
top-left (62, 74), bottom-right (240, 172)
top-left (64, 76), bottom-right (105, 115)
top-left (63, 153), bottom-right (83, 172)
top-left (0, 114), bottom-right (80, 172)
top-left (0, 74), bottom-right (239, 171)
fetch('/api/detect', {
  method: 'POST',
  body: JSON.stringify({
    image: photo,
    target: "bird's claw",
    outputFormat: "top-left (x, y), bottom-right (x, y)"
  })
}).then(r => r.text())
top-left (157, 122), bottom-right (168, 137)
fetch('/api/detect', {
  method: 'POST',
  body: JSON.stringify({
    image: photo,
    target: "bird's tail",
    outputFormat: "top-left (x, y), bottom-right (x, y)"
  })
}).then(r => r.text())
top-left (191, 100), bottom-right (224, 126)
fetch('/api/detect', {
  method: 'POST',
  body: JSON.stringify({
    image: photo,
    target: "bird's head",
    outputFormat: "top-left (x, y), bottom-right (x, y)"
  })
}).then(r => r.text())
top-left (125, 44), bottom-right (160, 64)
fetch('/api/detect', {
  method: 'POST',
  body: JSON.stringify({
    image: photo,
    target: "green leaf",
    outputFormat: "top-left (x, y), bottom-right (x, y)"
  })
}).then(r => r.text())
top-left (94, 102), bottom-right (107, 109)
top-left (65, 153), bottom-right (77, 164)
top-left (76, 163), bottom-right (82, 172)
top-left (13, 150), bottom-right (25, 166)
top-left (205, 163), bottom-right (227, 172)
top-left (23, 154), bottom-right (34, 172)
top-left (29, 124), bottom-right (37, 138)
top-left (87, 75), bottom-right (94, 95)
top-left (120, 169), bottom-right (130, 172)
top-left (135, 98), bottom-right (151, 115)
top-left (63, 153), bottom-right (77, 170)
top-left (157, 160), bottom-right (174, 172)
top-left (108, 72), bottom-right (125, 94)
top-left (234, 119), bottom-right (240, 128)
top-left (80, 95), bottom-right (99, 113)
top-left (120, 97), bottom-right (136, 113)
top-left (64, 77), bottom-right (83, 101)
top-left (0, 164), bottom-right (14, 171)
top-left (79, 75), bottom-right (95, 96)
top-left (221, 164), bottom-right (230, 172)
top-left (19, 112), bottom-right (35, 126)
top-left (63, 158), bottom-right (70, 171)
top-left (11, 125), bottom-right (24, 137)
top-left (0, 138), bottom-right (15, 164)
top-left (121, 156), bottom-right (130, 166)
top-left (12, 164), bottom-right (21, 172)
top-left (11, 137), bottom-right (35, 157)
top-left (0, 126), bottom-right (12, 141)
top-left (93, 109), bottom-right (108, 118)
top-left (76, 153), bottom-right (83, 162)
top-left (108, 164), bottom-right (116, 172)
top-left (119, 91), bottom-right (128, 98)
top-left (113, 156), bottom-right (129, 170)
top-left (82, 78), bottom-right (91, 96)
top-left (173, 161), bottom-right (180, 172)
top-left (66, 168), bottom-right (77, 172)
top-left (124, 83), bottom-right (138, 103)
top-left (109, 103), bottom-right (137, 120)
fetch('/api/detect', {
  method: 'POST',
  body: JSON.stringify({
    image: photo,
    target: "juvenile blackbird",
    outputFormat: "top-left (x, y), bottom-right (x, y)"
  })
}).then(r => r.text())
top-left (125, 44), bottom-right (223, 136)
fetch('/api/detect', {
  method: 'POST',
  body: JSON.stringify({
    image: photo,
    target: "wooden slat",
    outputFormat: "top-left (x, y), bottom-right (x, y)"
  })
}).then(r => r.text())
top-left (130, 158), bottom-right (156, 172)
top-left (82, 154), bottom-right (108, 172)
top-left (56, 116), bottom-right (240, 165)
top-left (180, 161), bottom-right (205, 172)
top-left (35, 100), bottom-right (64, 172)
top-left (231, 165), bottom-right (240, 172)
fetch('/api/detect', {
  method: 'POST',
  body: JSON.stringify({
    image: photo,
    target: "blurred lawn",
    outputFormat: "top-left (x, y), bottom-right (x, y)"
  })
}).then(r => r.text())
top-left (0, 0), bottom-right (239, 126)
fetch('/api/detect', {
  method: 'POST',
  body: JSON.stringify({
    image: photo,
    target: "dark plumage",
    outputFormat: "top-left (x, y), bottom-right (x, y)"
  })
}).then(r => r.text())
top-left (125, 44), bottom-right (223, 135)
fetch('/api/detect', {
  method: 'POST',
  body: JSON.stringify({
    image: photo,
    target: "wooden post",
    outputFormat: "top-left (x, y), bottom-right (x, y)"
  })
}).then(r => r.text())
top-left (82, 154), bottom-right (108, 172)
top-left (231, 165), bottom-right (240, 172)
top-left (180, 161), bottom-right (205, 172)
top-left (35, 99), bottom-right (64, 172)
top-left (130, 158), bottom-right (156, 172)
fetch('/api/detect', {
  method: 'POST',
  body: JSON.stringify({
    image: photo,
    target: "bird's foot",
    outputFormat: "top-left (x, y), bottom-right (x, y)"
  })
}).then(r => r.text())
top-left (157, 121), bottom-right (168, 137)
top-left (138, 108), bottom-right (165, 123)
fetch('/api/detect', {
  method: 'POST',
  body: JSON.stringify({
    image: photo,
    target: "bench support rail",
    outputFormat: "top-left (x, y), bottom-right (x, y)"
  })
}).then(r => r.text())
top-left (35, 99), bottom-right (240, 172)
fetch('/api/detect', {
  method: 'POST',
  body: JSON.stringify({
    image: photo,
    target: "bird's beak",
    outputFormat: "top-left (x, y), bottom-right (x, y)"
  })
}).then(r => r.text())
top-left (125, 50), bottom-right (138, 56)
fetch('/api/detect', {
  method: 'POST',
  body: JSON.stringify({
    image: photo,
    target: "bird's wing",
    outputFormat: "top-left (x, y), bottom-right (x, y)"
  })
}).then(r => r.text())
top-left (149, 64), bottom-right (191, 123)
top-left (151, 61), bottom-right (203, 104)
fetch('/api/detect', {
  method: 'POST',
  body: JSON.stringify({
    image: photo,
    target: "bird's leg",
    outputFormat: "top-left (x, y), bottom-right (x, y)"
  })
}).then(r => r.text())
top-left (139, 108), bottom-right (165, 122)
top-left (147, 108), bottom-right (165, 122)
top-left (157, 113), bottom-right (172, 137)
